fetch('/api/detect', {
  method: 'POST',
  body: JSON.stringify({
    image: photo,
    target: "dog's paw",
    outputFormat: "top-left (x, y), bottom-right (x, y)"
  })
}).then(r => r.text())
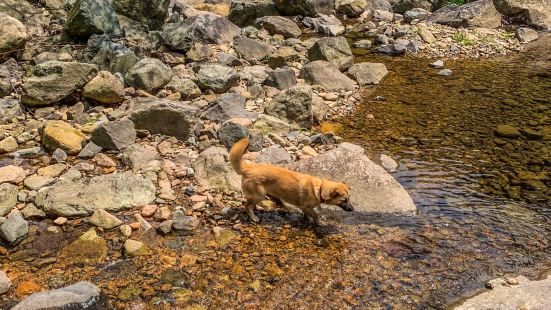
top-left (249, 214), bottom-right (260, 223)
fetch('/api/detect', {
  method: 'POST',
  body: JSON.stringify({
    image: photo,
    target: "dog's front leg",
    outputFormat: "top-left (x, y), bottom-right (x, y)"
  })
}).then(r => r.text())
top-left (303, 207), bottom-right (326, 226)
top-left (244, 200), bottom-right (260, 222)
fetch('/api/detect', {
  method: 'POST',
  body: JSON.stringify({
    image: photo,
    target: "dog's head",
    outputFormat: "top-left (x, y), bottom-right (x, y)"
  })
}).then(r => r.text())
top-left (321, 182), bottom-right (354, 212)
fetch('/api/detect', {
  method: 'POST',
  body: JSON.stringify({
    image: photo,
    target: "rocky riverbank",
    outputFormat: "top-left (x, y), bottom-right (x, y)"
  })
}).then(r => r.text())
top-left (0, 0), bottom-right (550, 308)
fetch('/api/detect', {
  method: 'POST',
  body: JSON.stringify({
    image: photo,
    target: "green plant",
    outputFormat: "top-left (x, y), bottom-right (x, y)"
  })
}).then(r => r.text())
top-left (452, 32), bottom-right (474, 46)
top-left (442, 0), bottom-right (467, 6)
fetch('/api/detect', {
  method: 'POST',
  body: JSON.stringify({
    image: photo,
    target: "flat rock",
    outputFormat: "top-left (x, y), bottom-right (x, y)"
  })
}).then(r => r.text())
top-left (347, 63), bottom-right (388, 86)
top-left (0, 165), bottom-right (26, 184)
top-left (42, 120), bottom-right (87, 155)
top-left (192, 146), bottom-right (241, 191)
top-left (126, 98), bottom-right (199, 140)
top-left (11, 281), bottom-right (107, 310)
top-left (455, 275), bottom-right (551, 310)
top-left (300, 60), bottom-right (355, 91)
top-left (21, 61), bottom-right (98, 106)
top-left (0, 183), bottom-right (18, 217)
top-left (42, 172), bottom-right (156, 217)
top-left (287, 143), bottom-right (416, 214)
top-left (24, 174), bottom-right (55, 190)
top-left (91, 119), bottom-right (136, 151)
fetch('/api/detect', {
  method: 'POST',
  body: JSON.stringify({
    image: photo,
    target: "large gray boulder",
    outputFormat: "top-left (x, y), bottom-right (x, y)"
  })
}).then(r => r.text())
top-left (455, 275), bottom-right (551, 310)
top-left (21, 61), bottom-right (99, 106)
top-left (12, 282), bottom-right (108, 310)
top-left (493, 0), bottom-right (550, 30)
top-left (300, 60), bottom-right (355, 91)
top-left (228, 0), bottom-right (279, 27)
top-left (192, 146), bottom-right (241, 191)
top-left (113, 0), bottom-right (169, 30)
top-left (0, 183), bottom-right (18, 217)
top-left (201, 92), bottom-right (257, 122)
top-left (288, 143), bottom-right (416, 214)
top-left (428, 0), bottom-right (502, 28)
top-left (127, 98), bottom-right (199, 140)
top-left (308, 36), bottom-right (354, 71)
top-left (233, 36), bottom-right (275, 62)
top-left (347, 62), bottom-right (388, 86)
top-left (65, 0), bottom-right (122, 37)
top-left (0, 98), bottom-right (23, 125)
top-left (0, 13), bottom-right (27, 54)
top-left (274, 0), bottom-right (335, 16)
top-left (41, 172), bottom-right (156, 217)
top-left (125, 58), bottom-right (173, 93)
top-left (91, 119), bottom-right (136, 151)
top-left (0, 210), bottom-right (28, 245)
top-left (254, 16), bottom-right (302, 39)
top-left (197, 64), bottom-right (240, 93)
top-left (162, 13), bottom-right (240, 51)
top-left (264, 85), bottom-right (313, 128)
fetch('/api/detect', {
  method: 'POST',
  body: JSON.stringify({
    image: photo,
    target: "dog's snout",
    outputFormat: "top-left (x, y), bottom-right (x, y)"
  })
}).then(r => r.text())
top-left (339, 201), bottom-right (354, 212)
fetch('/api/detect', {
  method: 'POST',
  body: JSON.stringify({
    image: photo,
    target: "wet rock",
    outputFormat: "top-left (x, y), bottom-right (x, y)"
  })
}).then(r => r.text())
top-left (456, 275), bottom-right (551, 310)
top-left (308, 36), bottom-right (353, 71)
top-left (228, 0), bottom-right (279, 27)
top-left (0, 210), bottom-right (28, 245)
top-left (91, 119), bottom-right (136, 151)
top-left (264, 85), bottom-right (314, 128)
top-left (380, 154), bottom-right (398, 172)
top-left (0, 98), bottom-right (23, 124)
top-left (254, 16), bottom-right (302, 39)
top-left (166, 77), bottom-right (201, 100)
top-left (347, 63), bottom-right (388, 86)
top-left (438, 69), bottom-right (452, 76)
top-left (430, 60), bottom-right (444, 69)
top-left (494, 124), bottom-right (521, 138)
top-left (234, 36), bottom-right (275, 61)
top-left (113, 0), bottom-right (169, 30)
top-left (119, 224), bottom-right (132, 237)
top-left (172, 210), bottom-right (200, 231)
top-left (22, 61), bottom-right (99, 106)
top-left (78, 142), bottom-right (103, 159)
top-left (516, 27), bottom-right (539, 43)
top-left (161, 13), bottom-right (240, 51)
top-left (42, 172), bottom-right (156, 217)
top-left (288, 143), bottom-right (416, 214)
top-left (428, 0), bottom-right (502, 29)
top-left (197, 64), bottom-right (240, 93)
top-left (90, 209), bottom-right (122, 229)
top-left (374, 43), bottom-right (407, 55)
top-left (126, 58), bottom-right (173, 93)
top-left (0, 13), bottom-right (27, 54)
top-left (42, 121), bottom-right (86, 155)
top-left (337, 0), bottom-right (368, 17)
top-left (126, 98), bottom-right (199, 140)
top-left (218, 121), bottom-right (250, 149)
top-left (83, 71), bottom-right (125, 104)
top-left (300, 61), bottom-right (355, 92)
top-left (0, 270), bottom-right (10, 295)
top-left (11, 281), bottom-right (107, 310)
top-left (0, 183), bottom-right (18, 216)
top-left (65, 0), bottom-right (122, 37)
top-left (124, 239), bottom-right (150, 256)
top-left (274, 0), bottom-right (335, 16)
top-left (257, 145), bottom-right (292, 165)
top-left (24, 174), bottom-right (55, 190)
top-left (212, 226), bottom-right (237, 246)
top-left (265, 67), bottom-right (297, 90)
top-left (520, 127), bottom-right (543, 140)
top-left (192, 146), bottom-right (241, 191)
top-left (493, 0), bottom-right (550, 29)
top-left (0, 166), bottom-right (26, 185)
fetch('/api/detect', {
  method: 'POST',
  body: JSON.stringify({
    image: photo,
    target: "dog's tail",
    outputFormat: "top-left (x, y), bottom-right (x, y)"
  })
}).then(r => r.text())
top-left (229, 138), bottom-right (249, 175)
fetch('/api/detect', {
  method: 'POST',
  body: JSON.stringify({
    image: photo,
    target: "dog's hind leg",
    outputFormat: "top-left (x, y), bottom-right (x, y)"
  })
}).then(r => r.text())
top-left (242, 183), bottom-right (266, 223)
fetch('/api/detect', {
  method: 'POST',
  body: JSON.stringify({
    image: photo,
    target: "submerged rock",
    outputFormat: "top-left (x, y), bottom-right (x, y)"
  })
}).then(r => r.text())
top-left (288, 143), bottom-right (416, 214)
top-left (124, 239), bottom-right (151, 256)
top-left (12, 281), bottom-right (107, 310)
top-left (42, 172), bottom-right (156, 217)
